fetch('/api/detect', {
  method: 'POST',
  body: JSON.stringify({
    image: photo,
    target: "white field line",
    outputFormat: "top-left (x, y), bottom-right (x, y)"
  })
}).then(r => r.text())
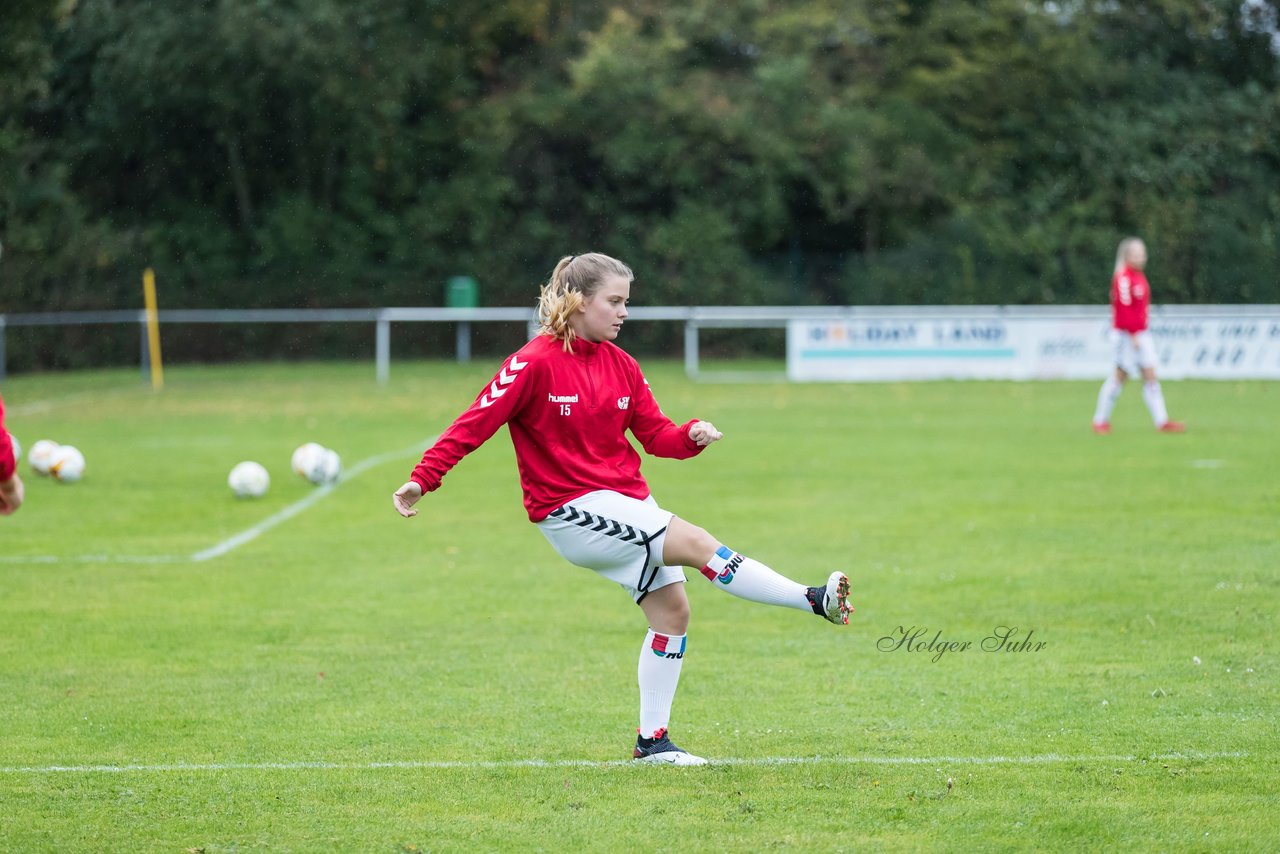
top-left (0, 554), bottom-right (183, 564)
top-left (190, 437), bottom-right (434, 562)
top-left (0, 751), bottom-right (1248, 775)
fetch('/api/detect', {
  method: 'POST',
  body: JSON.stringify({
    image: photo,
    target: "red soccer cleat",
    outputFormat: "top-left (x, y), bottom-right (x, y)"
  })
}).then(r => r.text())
top-left (1092, 422), bottom-right (1111, 435)
top-left (1158, 421), bottom-right (1186, 433)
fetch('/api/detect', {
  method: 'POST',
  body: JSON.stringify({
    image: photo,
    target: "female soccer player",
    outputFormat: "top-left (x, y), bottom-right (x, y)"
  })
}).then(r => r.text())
top-left (1092, 237), bottom-right (1185, 434)
top-left (392, 253), bottom-right (851, 766)
top-left (0, 392), bottom-right (24, 515)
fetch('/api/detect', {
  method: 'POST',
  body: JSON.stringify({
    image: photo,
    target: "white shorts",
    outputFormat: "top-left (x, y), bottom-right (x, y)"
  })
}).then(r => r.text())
top-left (1112, 329), bottom-right (1158, 373)
top-left (536, 490), bottom-right (685, 603)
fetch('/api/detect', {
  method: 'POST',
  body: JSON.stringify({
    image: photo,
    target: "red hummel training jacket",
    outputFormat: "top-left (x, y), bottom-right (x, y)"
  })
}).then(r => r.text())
top-left (410, 334), bottom-right (705, 522)
top-left (1111, 265), bottom-right (1150, 334)
top-left (0, 394), bottom-right (15, 482)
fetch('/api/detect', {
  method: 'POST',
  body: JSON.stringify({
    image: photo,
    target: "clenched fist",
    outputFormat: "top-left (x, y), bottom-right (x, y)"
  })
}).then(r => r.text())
top-left (688, 421), bottom-right (723, 447)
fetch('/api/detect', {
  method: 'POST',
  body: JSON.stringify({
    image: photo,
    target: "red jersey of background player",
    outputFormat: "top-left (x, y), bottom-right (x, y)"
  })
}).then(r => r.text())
top-left (410, 334), bottom-right (704, 522)
top-left (1111, 265), bottom-right (1150, 333)
top-left (0, 394), bottom-right (15, 482)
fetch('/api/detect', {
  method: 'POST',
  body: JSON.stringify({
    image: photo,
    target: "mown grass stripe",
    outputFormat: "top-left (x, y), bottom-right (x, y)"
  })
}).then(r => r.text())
top-left (0, 751), bottom-right (1247, 774)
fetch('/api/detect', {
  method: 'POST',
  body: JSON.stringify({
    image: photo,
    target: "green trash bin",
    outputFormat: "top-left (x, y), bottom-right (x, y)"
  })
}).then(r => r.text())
top-left (445, 276), bottom-right (478, 362)
top-left (446, 276), bottom-right (479, 308)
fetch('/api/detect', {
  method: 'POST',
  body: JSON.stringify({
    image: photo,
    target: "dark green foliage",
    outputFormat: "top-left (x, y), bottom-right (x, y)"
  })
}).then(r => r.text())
top-left (2, 0), bottom-right (1278, 366)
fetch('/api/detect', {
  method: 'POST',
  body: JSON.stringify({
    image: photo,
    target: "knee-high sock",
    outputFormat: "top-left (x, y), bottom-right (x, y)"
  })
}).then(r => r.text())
top-left (638, 628), bottom-right (685, 739)
top-left (1143, 380), bottom-right (1169, 426)
top-left (697, 545), bottom-right (810, 612)
top-left (1094, 376), bottom-right (1122, 425)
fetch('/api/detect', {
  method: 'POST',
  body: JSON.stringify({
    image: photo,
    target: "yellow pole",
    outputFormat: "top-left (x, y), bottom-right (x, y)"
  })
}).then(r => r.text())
top-left (142, 267), bottom-right (164, 390)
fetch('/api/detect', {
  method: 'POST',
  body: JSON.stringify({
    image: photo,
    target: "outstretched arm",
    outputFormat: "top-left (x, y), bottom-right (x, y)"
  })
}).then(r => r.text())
top-left (393, 352), bottom-right (534, 519)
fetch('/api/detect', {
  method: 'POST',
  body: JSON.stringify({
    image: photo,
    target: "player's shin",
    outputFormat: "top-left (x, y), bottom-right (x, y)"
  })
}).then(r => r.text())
top-left (1094, 376), bottom-right (1122, 425)
top-left (1142, 380), bottom-right (1169, 426)
top-left (697, 546), bottom-right (811, 611)
top-left (638, 628), bottom-right (686, 739)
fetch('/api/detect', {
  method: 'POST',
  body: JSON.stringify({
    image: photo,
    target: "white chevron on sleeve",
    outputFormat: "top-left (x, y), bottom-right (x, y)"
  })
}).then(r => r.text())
top-left (479, 354), bottom-right (529, 408)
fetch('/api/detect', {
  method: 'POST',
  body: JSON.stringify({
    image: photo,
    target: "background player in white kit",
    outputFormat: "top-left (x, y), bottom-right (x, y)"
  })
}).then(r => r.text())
top-left (393, 253), bottom-right (852, 766)
top-left (1092, 237), bottom-right (1185, 434)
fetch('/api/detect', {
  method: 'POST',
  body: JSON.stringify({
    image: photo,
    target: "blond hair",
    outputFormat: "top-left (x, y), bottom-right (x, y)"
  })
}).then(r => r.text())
top-left (1114, 237), bottom-right (1145, 276)
top-left (536, 253), bottom-right (634, 352)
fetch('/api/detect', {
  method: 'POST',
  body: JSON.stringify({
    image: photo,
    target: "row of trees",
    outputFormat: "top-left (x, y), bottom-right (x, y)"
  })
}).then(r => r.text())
top-left (3, 1), bottom-right (1279, 350)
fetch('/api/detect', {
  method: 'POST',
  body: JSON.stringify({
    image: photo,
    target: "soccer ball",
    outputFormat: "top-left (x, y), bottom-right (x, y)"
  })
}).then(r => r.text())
top-left (49, 445), bottom-right (86, 483)
top-left (312, 448), bottom-right (342, 485)
top-left (291, 442), bottom-right (326, 480)
top-left (28, 439), bottom-right (60, 475)
top-left (228, 461), bottom-right (270, 498)
top-left (288, 442), bottom-right (341, 486)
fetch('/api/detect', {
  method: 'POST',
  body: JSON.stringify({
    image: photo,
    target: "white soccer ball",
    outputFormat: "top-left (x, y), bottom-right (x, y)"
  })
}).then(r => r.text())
top-left (291, 442), bottom-right (326, 480)
top-left (228, 461), bottom-right (270, 498)
top-left (50, 445), bottom-right (86, 483)
top-left (9, 435), bottom-right (20, 464)
top-left (29, 439), bottom-right (59, 475)
top-left (310, 448), bottom-right (341, 485)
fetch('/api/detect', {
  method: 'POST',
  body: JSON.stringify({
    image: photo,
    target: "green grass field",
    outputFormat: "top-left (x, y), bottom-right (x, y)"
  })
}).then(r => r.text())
top-left (1, 361), bottom-right (1276, 852)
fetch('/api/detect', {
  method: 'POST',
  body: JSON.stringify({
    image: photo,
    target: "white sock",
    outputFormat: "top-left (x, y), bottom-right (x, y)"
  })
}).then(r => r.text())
top-left (1094, 376), bottom-right (1122, 425)
top-left (1143, 380), bottom-right (1169, 426)
top-left (698, 546), bottom-right (810, 612)
top-left (638, 628), bottom-right (685, 739)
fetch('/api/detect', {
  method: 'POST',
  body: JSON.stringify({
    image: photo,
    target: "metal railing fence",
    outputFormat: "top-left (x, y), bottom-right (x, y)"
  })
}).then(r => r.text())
top-left (3, 304), bottom-right (1273, 383)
